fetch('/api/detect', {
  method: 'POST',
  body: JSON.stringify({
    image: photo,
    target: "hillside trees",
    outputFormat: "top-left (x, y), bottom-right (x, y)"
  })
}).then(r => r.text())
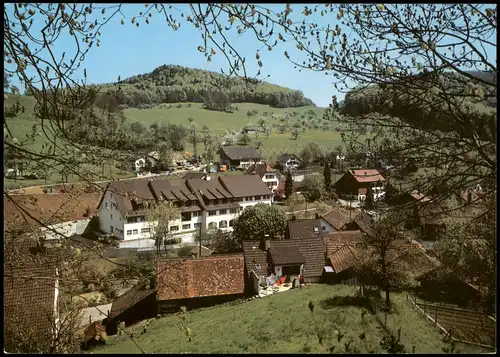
top-left (233, 204), bottom-right (287, 241)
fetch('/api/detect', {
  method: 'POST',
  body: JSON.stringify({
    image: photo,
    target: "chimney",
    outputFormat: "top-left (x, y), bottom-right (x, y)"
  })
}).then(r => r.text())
top-left (204, 173), bottom-right (211, 181)
top-left (467, 190), bottom-right (472, 203)
top-left (265, 239), bottom-right (271, 251)
top-left (291, 215), bottom-right (296, 221)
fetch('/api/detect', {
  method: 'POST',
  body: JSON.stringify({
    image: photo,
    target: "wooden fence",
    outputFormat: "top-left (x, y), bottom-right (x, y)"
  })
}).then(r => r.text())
top-left (408, 293), bottom-right (496, 348)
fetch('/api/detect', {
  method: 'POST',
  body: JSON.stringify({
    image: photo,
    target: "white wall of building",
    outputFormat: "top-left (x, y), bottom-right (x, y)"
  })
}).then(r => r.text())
top-left (262, 173), bottom-right (279, 192)
top-left (239, 196), bottom-right (272, 209)
top-left (98, 190), bottom-right (126, 239)
top-left (274, 265), bottom-right (283, 277)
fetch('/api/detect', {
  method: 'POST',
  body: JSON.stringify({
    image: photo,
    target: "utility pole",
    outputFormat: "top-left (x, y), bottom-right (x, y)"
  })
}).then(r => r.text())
top-left (198, 220), bottom-right (202, 259)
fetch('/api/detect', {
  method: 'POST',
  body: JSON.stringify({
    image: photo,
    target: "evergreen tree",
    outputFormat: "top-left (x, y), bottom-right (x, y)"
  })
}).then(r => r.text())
top-left (384, 181), bottom-right (398, 204)
top-left (285, 170), bottom-right (293, 199)
top-left (323, 160), bottom-right (332, 197)
top-left (365, 186), bottom-right (375, 209)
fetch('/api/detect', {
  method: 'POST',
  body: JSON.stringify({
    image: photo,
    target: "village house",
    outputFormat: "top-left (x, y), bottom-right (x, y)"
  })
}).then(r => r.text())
top-left (333, 169), bottom-right (386, 201)
top-left (241, 236), bottom-right (326, 291)
top-left (245, 163), bottom-right (279, 192)
top-left (319, 207), bottom-right (357, 232)
top-left (105, 280), bottom-right (157, 335)
top-left (286, 216), bottom-right (323, 240)
top-left (322, 229), bottom-right (438, 285)
top-left (97, 175), bottom-right (273, 249)
top-left (344, 210), bottom-right (377, 237)
top-left (134, 151), bottom-right (159, 173)
top-left (278, 153), bottom-right (301, 170)
top-left (156, 254), bottom-right (246, 312)
top-left (4, 193), bottom-right (101, 241)
top-left (218, 146), bottom-right (262, 170)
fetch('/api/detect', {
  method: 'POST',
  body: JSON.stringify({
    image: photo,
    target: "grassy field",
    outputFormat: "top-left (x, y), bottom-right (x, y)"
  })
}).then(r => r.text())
top-left (124, 102), bottom-right (327, 132)
top-left (4, 94), bottom-right (136, 189)
top-left (125, 102), bottom-right (345, 159)
top-left (92, 284), bottom-right (482, 354)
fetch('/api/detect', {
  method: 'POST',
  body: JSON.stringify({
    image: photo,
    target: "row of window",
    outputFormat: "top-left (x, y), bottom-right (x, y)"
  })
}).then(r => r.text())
top-left (123, 220), bottom-right (236, 237)
top-left (208, 208), bottom-right (239, 216)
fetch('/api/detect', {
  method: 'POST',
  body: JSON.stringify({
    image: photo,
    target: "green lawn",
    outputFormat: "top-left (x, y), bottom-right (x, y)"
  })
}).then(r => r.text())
top-left (93, 284), bottom-right (481, 354)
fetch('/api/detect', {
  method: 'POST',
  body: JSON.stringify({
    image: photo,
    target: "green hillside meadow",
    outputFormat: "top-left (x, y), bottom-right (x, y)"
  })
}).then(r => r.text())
top-left (93, 284), bottom-right (486, 354)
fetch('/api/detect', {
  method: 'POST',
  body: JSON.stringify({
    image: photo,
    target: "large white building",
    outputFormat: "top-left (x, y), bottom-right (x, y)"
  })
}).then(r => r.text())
top-left (97, 174), bottom-right (273, 249)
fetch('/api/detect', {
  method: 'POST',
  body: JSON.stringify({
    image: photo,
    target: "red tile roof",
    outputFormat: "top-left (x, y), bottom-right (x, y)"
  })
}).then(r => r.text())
top-left (4, 193), bottom-right (101, 233)
top-left (245, 163), bottom-right (276, 178)
top-left (321, 208), bottom-right (351, 230)
top-left (324, 230), bottom-right (363, 255)
top-left (329, 245), bottom-right (359, 273)
top-left (156, 255), bottom-right (245, 301)
top-left (4, 260), bottom-right (58, 342)
top-left (351, 169), bottom-right (385, 183)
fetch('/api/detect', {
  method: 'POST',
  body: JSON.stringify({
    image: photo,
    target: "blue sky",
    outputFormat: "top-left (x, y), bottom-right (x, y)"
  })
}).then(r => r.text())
top-left (6, 4), bottom-right (340, 107)
top-left (5, 4), bottom-right (497, 107)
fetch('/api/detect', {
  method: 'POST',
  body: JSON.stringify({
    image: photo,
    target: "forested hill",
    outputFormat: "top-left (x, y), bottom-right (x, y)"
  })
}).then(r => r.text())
top-left (96, 65), bottom-right (315, 109)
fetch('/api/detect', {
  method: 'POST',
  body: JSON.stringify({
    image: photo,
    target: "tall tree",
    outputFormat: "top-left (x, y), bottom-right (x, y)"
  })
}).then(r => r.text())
top-left (146, 201), bottom-right (180, 256)
top-left (285, 170), bottom-right (293, 199)
top-left (233, 204), bottom-right (287, 241)
top-left (364, 186), bottom-right (375, 209)
top-left (355, 211), bottom-right (421, 309)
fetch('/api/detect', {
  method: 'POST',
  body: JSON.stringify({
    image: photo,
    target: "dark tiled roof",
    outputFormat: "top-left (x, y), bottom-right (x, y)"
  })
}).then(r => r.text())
top-left (279, 153), bottom-right (299, 162)
top-left (329, 245), bottom-right (358, 273)
top-left (4, 259), bottom-right (58, 340)
top-left (321, 208), bottom-right (351, 230)
top-left (182, 172), bottom-right (206, 180)
top-left (156, 254), bottom-right (245, 301)
top-left (220, 146), bottom-right (261, 160)
top-left (288, 219), bottom-right (323, 240)
top-left (242, 238), bottom-right (325, 280)
top-left (103, 178), bottom-right (156, 216)
top-left (269, 246), bottom-right (305, 266)
top-left (109, 280), bottom-right (156, 320)
top-left (187, 177), bottom-right (234, 200)
top-left (150, 179), bottom-right (198, 202)
top-left (324, 230), bottom-right (363, 255)
top-left (219, 175), bottom-right (272, 197)
top-left (352, 211), bottom-right (377, 237)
